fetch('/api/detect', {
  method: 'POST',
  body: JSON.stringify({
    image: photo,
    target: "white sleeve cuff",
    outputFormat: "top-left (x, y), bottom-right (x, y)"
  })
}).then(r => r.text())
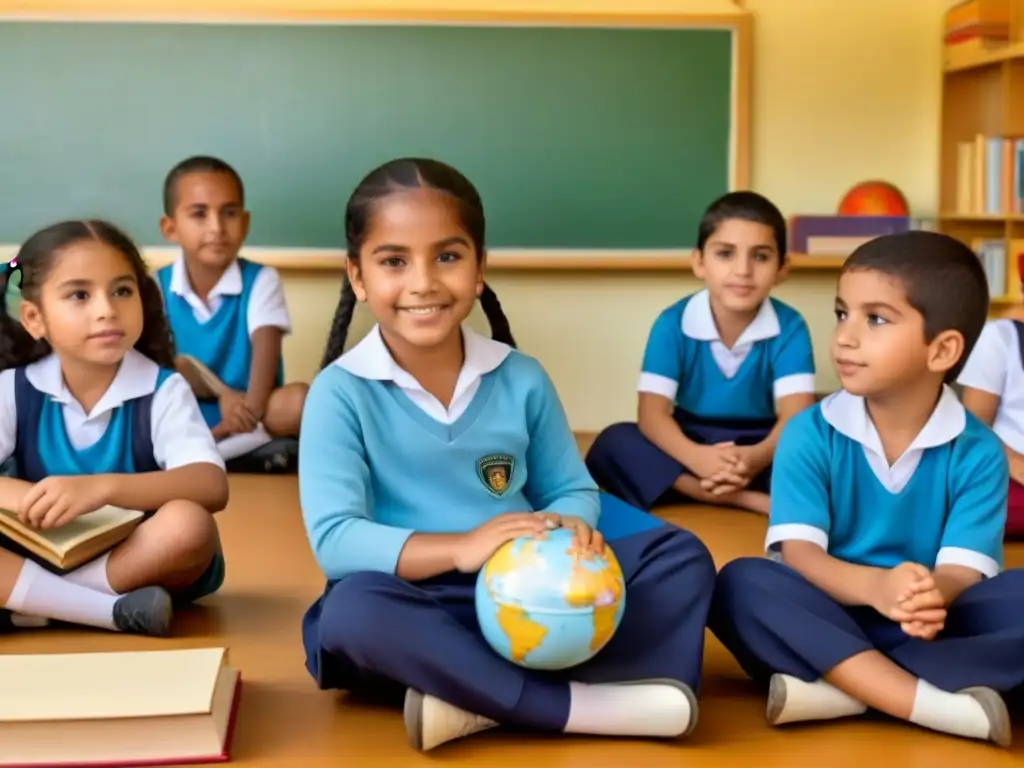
top-left (637, 372), bottom-right (679, 401)
top-left (774, 373), bottom-right (816, 400)
top-left (765, 523), bottom-right (828, 555)
top-left (935, 546), bottom-right (1000, 579)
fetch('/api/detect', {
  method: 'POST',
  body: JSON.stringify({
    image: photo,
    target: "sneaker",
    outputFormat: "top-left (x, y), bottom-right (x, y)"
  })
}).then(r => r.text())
top-left (403, 688), bottom-right (497, 751)
top-left (112, 586), bottom-right (173, 636)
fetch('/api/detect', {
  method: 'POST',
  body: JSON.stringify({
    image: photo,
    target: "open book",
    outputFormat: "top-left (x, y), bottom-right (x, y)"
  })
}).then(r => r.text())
top-left (176, 355), bottom-right (227, 401)
top-left (0, 647), bottom-right (241, 766)
top-left (0, 505), bottom-right (144, 572)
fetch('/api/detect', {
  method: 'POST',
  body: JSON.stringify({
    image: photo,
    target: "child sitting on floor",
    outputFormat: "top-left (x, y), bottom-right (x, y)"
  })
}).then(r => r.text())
top-left (299, 157), bottom-right (716, 753)
top-left (156, 155), bottom-right (308, 473)
top-left (957, 253), bottom-right (1024, 539)
top-left (585, 191), bottom-right (816, 516)
top-left (710, 231), bottom-right (1023, 748)
top-left (0, 220), bottom-right (229, 636)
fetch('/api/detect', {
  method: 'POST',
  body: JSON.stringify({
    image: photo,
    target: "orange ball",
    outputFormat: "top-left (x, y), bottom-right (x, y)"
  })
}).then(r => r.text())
top-left (837, 181), bottom-right (909, 217)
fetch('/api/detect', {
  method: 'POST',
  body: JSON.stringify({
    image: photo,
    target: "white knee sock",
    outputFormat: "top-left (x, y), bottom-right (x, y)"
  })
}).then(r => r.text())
top-left (768, 674), bottom-right (867, 725)
top-left (63, 553), bottom-right (118, 595)
top-left (564, 681), bottom-right (695, 737)
top-left (5, 560), bottom-right (117, 631)
top-left (217, 425), bottom-right (273, 460)
top-left (908, 679), bottom-right (1000, 742)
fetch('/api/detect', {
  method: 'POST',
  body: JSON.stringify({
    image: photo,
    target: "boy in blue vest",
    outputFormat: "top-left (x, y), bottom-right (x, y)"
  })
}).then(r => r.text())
top-left (157, 156), bottom-right (308, 472)
top-left (709, 231), bottom-right (1024, 748)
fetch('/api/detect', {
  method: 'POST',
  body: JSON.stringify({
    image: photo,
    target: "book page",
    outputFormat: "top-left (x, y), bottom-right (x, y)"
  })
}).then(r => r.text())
top-left (0, 506), bottom-right (143, 555)
top-left (0, 648), bottom-right (227, 721)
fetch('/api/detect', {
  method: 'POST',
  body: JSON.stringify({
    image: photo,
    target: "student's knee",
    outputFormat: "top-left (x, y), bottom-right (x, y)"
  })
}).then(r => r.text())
top-left (150, 500), bottom-right (220, 571)
top-left (654, 526), bottom-right (716, 592)
top-left (265, 382), bottom-right (309, 436)
top-left (319, 572), bottom-right (401, 656)
top-left (714, 557), bottom-right (780, 608)
top-left (586, 422), bottom-right (644, 472)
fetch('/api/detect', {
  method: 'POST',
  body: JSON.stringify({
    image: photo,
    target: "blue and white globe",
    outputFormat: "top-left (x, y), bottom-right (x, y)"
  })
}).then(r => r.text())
top-left (475, 528), bottom-right (626, 671)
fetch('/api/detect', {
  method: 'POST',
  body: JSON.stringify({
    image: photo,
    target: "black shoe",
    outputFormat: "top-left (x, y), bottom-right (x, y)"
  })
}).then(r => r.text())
top-left (225, 438), bottom-right (298, 474)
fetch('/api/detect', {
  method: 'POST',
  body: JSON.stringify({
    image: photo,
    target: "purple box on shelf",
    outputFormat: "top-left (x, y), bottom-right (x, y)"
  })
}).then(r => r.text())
top-left (790, 215), bottom-right (911, 256)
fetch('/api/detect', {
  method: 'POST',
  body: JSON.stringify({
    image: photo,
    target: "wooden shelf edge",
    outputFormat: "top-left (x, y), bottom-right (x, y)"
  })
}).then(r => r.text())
top-left (0, 2), bottom-right (748, 26)
top-left (943, 40), bottom-right (1024, 73)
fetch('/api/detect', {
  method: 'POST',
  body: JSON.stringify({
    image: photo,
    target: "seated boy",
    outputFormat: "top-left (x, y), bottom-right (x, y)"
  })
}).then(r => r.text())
top-left (709, 231), bottom-right (1023, 748)
top-left (957, 255), bottom-right (1024, 539)
top-left (585, 192), bottom-right (816, 516)
top-left (156, 156), bottom-right (308, 472)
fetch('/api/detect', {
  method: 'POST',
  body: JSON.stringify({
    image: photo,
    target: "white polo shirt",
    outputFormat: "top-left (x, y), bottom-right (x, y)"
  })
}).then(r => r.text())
top-left (958, 318), bottom-right (1024, 454)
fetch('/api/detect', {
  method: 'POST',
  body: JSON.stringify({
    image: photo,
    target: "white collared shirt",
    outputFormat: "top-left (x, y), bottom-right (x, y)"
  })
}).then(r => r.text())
top-left (163, 255), bottom-right (292, 335)
top-left (335, 324), bottom-right (512, 424)
top-left (0, 349), bottom-right (225, 471)
top-left (681, 288), bottom-right (781, 378)
top-left (820, 385), bottom-right (966, 494)
top-left (958, 318), bottom-right (1024, 454)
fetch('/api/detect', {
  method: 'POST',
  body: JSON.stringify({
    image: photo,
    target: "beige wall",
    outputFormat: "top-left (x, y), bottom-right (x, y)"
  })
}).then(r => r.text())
top-left (278, 0), bottom-right (946, 432)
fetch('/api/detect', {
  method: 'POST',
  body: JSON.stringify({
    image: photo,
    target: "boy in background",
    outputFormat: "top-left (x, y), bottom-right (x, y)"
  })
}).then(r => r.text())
top-left (157, 156), bottom-right (307, 472)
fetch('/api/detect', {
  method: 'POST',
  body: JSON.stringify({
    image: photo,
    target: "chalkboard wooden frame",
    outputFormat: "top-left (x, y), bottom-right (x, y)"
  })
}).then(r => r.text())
top-left (0, 1), bottom-right (753, 272)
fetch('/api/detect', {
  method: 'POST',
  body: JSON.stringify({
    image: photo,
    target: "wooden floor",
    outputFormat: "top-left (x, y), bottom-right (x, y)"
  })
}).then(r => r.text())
top-left (6, 460), bottom-right (1024, 765)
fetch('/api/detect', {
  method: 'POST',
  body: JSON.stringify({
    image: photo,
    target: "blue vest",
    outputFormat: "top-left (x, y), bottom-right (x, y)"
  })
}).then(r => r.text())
top-left (157, 259), bottom-right (284, 427)
top-left (12, 367), bottom-right (172, 482)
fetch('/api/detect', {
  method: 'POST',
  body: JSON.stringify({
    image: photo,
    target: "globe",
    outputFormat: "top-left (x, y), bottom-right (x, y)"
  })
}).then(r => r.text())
top-left (475, 528), bottom-right (626, 671)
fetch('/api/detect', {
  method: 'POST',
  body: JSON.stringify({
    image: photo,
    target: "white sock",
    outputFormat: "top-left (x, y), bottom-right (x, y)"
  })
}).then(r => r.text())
top-left (908, 679), bottom-right (994, 741)
top-left (5, 560), bottom-right (118, 631)
top-left (63, 553), bottom-right (118, 595)
top-left (564, 681), bottom-right (695, 737)
top-left (768, 674), bottom-right (867, 725)
top-left (217, 424), bottom-right (273, 460)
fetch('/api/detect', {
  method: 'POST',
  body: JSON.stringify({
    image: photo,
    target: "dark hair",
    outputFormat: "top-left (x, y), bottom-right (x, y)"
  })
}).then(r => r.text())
top-left (162, 155), bottom-right (245, 215)
top-left (0, 220), bottom-right (176, 370)
top-left (320, 158), bottom-right (515, 368)
top-left (696, 190), bottom-right (788, 263)
top-left (841, 230), bottom-right (989, 383)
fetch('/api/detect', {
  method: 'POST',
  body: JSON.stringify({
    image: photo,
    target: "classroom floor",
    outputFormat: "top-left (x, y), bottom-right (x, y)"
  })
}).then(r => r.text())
top-left (6, 440), bottom-right (1024, 767)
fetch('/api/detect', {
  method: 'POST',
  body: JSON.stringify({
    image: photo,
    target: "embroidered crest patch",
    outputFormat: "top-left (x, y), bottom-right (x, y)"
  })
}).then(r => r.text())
top-left (477, 453), bottom-right (515, 497)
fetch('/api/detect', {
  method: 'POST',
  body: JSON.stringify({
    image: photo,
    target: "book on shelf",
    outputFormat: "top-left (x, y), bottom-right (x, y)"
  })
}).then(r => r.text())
top-left (0, 647), bottom-right (241, 767)
top-left (954, 134), bottom-right (1024, 216)
top-left (973, 237), bottom-right (1012, 299)
top-left (0, 505), bottom-right (144, 573)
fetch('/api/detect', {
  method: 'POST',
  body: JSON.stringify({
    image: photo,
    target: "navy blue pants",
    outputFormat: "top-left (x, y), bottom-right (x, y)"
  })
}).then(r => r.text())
top-left (585, 409), bottom-right (774, 510)
top-left (301, 494), bottom-right (716, 731)
top-left (710, 557), bottom-right (1024, 693)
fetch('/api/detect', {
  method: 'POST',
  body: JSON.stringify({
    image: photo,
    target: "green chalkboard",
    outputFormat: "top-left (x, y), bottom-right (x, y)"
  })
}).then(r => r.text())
top-left (0, 21), bottom-right (735, 250)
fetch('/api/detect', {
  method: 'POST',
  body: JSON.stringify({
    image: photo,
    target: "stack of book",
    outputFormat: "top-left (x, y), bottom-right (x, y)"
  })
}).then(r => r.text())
top-left (944, 0), bottom-right (1012, 47)
top-left (953, 133), bottom-right (1024, 216)
top-left (0, 647), bottom-right (240, 766)
top-left (789, 215), bottom-right (912, 258)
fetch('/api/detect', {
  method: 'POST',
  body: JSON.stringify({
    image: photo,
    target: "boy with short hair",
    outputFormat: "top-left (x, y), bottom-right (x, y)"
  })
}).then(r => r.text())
top-left (586, 191), bottom-right (816, 516)
top-left (710, 231), bottom-right (1024, 748)
top-left (157, 155), bottom-right (308, 471)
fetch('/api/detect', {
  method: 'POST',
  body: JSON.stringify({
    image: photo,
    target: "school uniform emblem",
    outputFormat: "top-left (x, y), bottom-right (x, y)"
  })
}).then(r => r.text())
top-left (477, 454), bottom-right (515, 496)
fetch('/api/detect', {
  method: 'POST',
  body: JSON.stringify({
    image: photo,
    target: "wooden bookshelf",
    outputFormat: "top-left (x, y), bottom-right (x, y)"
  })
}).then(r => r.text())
top-left (938, 0), bottom-right (1024, 311)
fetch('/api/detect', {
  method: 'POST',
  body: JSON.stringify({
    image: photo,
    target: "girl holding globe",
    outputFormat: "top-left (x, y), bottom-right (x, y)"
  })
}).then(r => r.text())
top-left (297, 158), bottom-right (717, 752)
